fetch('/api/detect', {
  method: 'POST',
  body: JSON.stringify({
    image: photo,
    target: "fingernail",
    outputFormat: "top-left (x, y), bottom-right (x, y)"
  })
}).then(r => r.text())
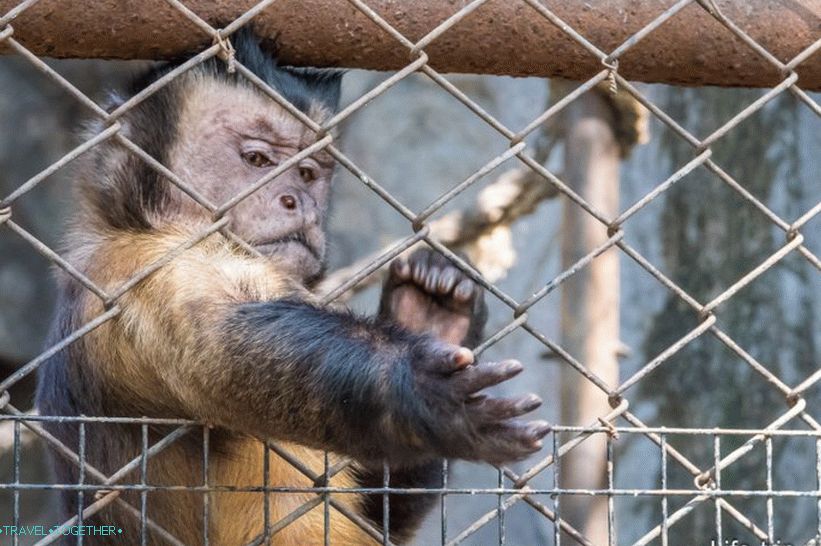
top-left (438, 269), bottom-right (457, 292)
top-left (392, 258), bottom-right (410, 278)
top-left (505, 360), bottom-right (524, 375)
top-left (454, 279), bottom-right (474, 301)
top-left (519, 394), bottom-right (542, 412)
top-left (425, 273), bottom-right (440, 293)
top-left (529, 420), bottom-right (551, 438)
top-left (453, 347), bottom-right (475, 368)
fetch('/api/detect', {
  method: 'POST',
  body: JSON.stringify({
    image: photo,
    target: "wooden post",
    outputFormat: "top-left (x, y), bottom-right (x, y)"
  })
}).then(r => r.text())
top-left (555, 80), bottom-right (643, 541)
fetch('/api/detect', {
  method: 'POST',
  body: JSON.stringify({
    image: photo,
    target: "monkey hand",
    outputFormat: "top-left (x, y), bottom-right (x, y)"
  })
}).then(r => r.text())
top-left (377, 249), bottom-right (546, 464)
top-left (379, 248), bottom-right (487, 348)
top-left (395, 341), bottom-right (549, 466)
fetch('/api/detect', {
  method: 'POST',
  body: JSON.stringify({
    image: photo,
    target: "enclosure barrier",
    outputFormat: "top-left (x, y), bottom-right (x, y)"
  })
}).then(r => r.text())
top-left (0, 0), bottom-right (819, 544)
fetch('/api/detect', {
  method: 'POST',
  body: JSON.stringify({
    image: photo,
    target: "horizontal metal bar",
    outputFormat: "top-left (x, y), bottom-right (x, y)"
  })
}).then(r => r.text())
top-left (1, 483), bottom-right (817, 499)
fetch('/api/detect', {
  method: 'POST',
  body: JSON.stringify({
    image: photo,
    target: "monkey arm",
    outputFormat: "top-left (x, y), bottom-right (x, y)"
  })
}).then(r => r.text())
top-left (184, 299), bottom-right (541, 465)
top-left (80, 231), bottom-right (547, 465)
top-left (211, 299), bottom-right (472, 462)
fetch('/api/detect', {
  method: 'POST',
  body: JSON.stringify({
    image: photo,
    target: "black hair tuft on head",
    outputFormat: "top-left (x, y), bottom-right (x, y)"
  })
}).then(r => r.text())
top-left (229, 27), bottom-right (343, 113)
top-left (128, 27), bottom-right (343, 115)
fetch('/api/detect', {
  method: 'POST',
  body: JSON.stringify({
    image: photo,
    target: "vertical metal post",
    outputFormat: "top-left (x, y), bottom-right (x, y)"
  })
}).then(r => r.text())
top-left (202, 426), bottom-right (210, 546)
top-left (383, 460), bottom-right (390, 546)
top-left (323, 451), bottom-right (330, 546)
top-left (263, 442), bottom-right (270, 544)
top-left (12, 420), bottom-right (20, 546)
top-left (606, 435), bottom-right (615, 546)
top-left (77, 422), bottom-right (86, 546)
top-left (713, 435), bottom-right (722, 545)
top-left (660, 433), bottom-right (668, 546)
top-left (441, 459), bottom-right (448, 545)
top-left (554, 432), bottom-right (561, 546)
top-left (765, 436), bottom-right (774, 541)
top-left (141, 424), bottom-right (149, 546)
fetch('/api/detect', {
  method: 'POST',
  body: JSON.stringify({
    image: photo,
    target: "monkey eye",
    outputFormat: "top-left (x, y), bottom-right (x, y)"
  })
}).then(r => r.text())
top-left (299, 166), bottom-right (317, 184)
top-left (241, 150), bottom-right (274, 168)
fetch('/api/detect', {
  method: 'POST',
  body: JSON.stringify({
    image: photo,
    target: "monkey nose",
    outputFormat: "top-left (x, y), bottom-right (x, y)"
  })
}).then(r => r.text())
top-left (279, 194), bottom-right (298, 211)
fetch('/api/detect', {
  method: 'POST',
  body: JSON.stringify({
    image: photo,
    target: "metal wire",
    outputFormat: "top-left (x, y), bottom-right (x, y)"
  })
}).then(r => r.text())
top-left (0, 0), bottom-right (818, 544)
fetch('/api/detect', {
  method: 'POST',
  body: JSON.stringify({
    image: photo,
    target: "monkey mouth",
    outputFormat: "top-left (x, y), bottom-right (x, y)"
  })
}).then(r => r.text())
top-left (251, 232), bottom-right (321, 261)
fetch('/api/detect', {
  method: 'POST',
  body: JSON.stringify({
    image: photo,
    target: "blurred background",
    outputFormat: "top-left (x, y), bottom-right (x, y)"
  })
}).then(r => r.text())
top-left (0, 54), bottom-right (819, 544)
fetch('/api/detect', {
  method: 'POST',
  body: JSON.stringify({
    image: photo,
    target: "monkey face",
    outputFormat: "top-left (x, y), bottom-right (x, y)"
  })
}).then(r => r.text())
top-left (166, 79), bottom-right (335, 284)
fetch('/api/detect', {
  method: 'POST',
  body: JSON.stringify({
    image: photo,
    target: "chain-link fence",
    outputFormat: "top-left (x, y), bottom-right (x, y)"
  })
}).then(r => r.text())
top-left (0, 0), bottom-right (819, 545)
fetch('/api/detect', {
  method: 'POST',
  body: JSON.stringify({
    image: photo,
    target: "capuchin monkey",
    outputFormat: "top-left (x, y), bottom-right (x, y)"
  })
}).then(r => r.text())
top-left (35, 30), bottom-right (549, 545)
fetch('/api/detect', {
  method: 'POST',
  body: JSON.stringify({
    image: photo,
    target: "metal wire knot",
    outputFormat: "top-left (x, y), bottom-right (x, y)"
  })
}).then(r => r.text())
top-left (602, 58), bottom-right (619, 95)
top-left (214, 32), bottom-right (237, 74)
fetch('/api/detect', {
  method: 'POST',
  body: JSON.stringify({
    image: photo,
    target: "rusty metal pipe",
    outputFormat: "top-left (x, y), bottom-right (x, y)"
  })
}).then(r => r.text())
top-left (0, 0), bottom-right (819, 89)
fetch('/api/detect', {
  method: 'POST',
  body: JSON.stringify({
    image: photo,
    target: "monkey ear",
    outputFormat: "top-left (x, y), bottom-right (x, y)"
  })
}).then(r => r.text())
top-left (283, 66), bottom-right (345, 113)
top-left (103, 90), bottom-right (126, 113)
top-left (75, 90), bottom-right (126, 141)
top-left (231, 26), bottom-right (280, 79)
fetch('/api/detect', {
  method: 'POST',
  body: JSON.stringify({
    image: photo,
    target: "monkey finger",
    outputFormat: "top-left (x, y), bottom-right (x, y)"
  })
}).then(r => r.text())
top-left (411, 259), bottom-right (428, 286)
top-left (453, 278), bottom-right (476, 302)
top-left (408, 247), bottom-right (445, 268)
top-left (470, 394), bottom-right (542, 422)
top-left (390, 256), bottom-right (411, 281)
top-left (425, 342), bottom-right (475, 374)
top-left (423, 266), bottom-right (442, 295)
top-left (451, 347), bottom-right (475, 370)
top-left (455, 359), bottom-right (523, 394)
top-left (436, 267), bottom-right (460, 295)
top-left (509, 419), bottom-right (551, 446)
top-left (485, 420), bottom-right (551, 454)
top-left (408, 248), bottom-right (435, 281)
top-left (476, 431), bottom-right (545, 464)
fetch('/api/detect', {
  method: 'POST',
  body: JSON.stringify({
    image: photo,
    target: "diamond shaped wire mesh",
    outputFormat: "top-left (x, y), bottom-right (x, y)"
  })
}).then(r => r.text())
top-left (0, 0), bottom-right (819, 545)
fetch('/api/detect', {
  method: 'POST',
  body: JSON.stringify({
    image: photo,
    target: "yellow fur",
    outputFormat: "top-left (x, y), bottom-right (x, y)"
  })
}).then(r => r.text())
top-left (73, 227), bottom-right (376, 545)
top-left (210, 439), bottom-right (373, 546)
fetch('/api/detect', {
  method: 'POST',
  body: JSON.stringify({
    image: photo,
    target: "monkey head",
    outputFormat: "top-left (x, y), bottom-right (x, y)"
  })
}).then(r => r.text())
top-left (167, 72), bottom-right (339, 285)
top-left (82, 30), bottom-right (342, 285)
